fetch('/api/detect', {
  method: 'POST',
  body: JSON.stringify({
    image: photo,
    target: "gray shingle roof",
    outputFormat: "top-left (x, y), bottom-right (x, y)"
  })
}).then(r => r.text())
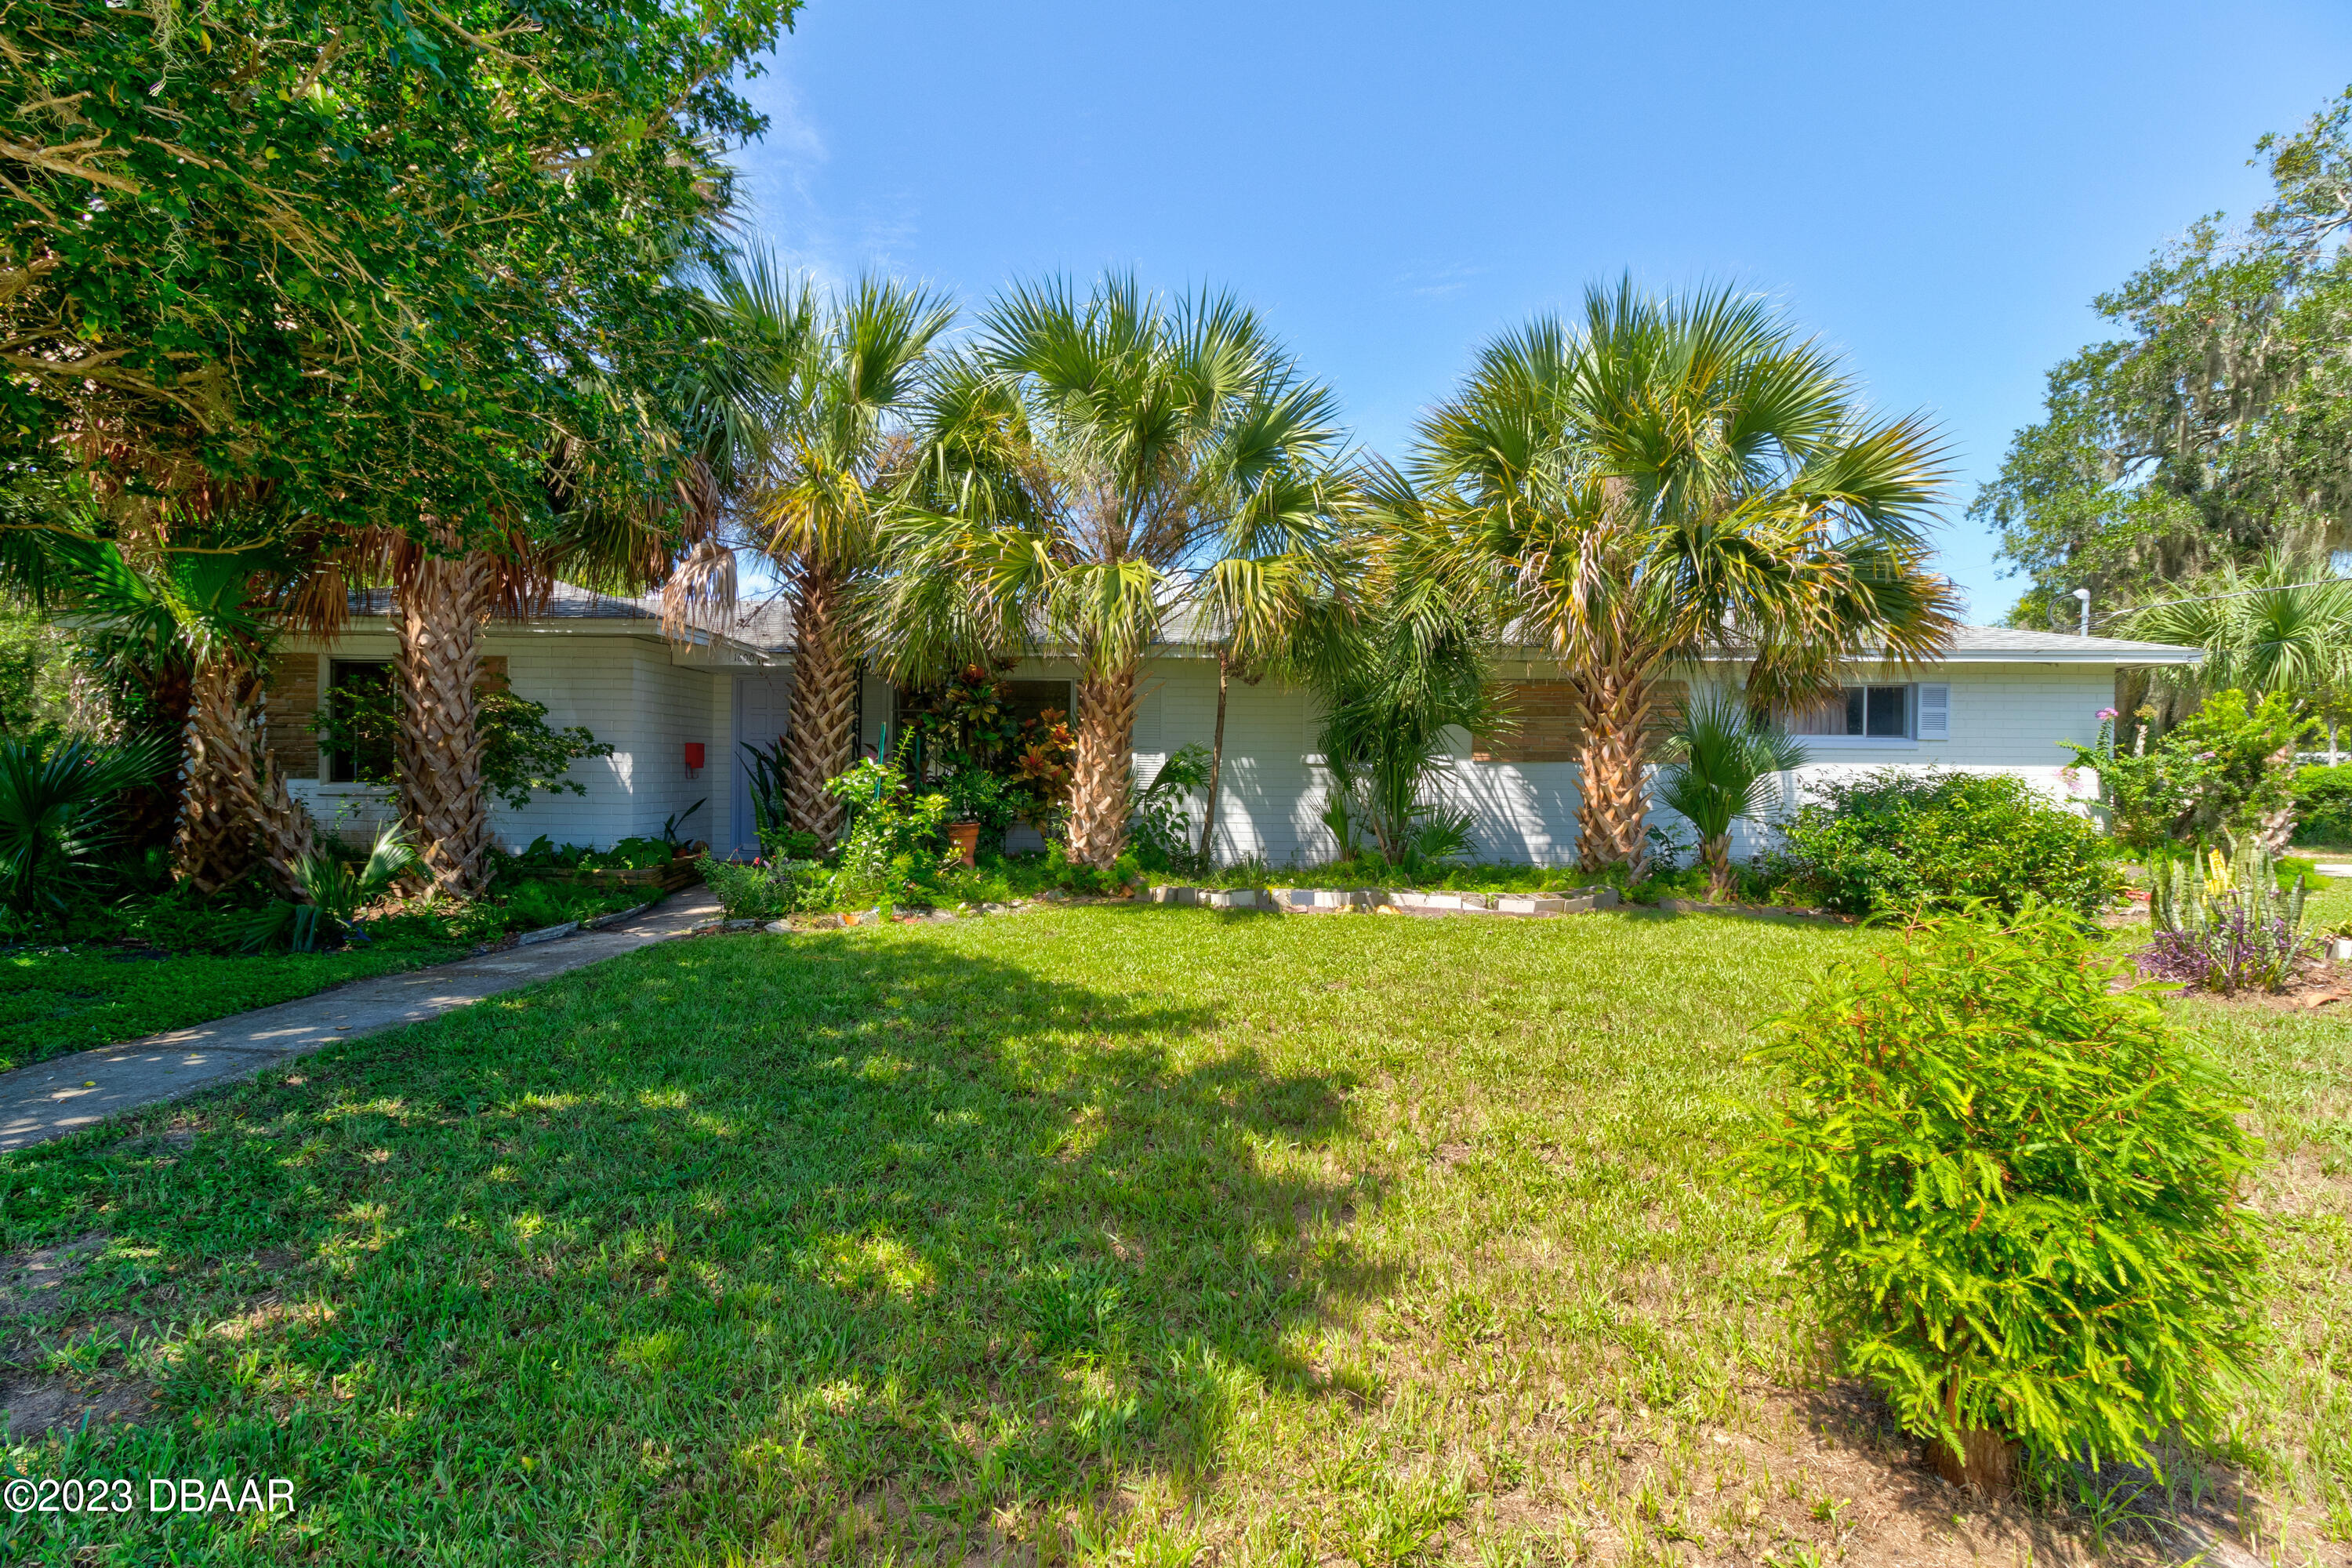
top-left (343, 582), bottom-right (2194, 666)
top-left (343, 583), bottom-right (796, 652)
top-left (1934, 626), bottom-right (2201, 663)
top-left (1147, 606), bottom-right (2201, 665)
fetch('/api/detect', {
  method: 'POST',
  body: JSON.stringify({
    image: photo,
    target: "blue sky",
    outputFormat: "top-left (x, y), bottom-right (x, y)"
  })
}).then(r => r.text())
top-left (731, 2), bottom-right (2352, 625)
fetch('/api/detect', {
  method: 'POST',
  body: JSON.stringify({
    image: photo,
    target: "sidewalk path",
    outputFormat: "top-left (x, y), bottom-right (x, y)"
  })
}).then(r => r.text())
top-left (0, 887), bottom-right (723, 1156)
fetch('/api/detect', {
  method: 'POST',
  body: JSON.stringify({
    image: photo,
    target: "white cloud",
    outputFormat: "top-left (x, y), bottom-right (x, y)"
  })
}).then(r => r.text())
top-left (730, 61), bottom-right (920, 296)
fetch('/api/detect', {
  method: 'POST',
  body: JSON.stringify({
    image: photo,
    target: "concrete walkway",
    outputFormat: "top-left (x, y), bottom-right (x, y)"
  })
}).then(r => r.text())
top-left (0, 887), bottom-right (724, 1156)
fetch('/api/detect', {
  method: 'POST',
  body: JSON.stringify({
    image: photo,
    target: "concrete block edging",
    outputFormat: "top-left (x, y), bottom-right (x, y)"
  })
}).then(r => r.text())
top-left (1147, 885), bottom-right (1621, 917)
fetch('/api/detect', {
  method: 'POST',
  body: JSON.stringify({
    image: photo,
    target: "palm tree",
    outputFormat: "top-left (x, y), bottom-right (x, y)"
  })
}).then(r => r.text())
top-left (1402, 282), bottom-right (1958, 875)
top-left (25, 534), bottom-right (321, 894)
top-left (289, 274), bottom-right (760, 899)
top-left (1312, 581), bottom-right (1501, 867)
top-left (2124, 550), bottom-right (2352, 753)
top-left (720, 265), bottom-right (953, 851)
top-left (379, 532), bottom-right (525, 898)
top-left (1655, 692), bottom-right (1806, 901)
top-left (0, 734), bottom-right (174, 922)
top-left (877, 274), bottom-right (1349, 868)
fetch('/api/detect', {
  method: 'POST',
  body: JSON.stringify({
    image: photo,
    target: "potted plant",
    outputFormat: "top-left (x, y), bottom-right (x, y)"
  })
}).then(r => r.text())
top-left (661, 800), bottom-right (706, 858)
top-left (938, 770), bottom-right (1007, 867)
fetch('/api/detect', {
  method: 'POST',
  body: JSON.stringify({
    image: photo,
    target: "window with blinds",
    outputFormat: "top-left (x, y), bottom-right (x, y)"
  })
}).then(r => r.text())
top-left (1780, 683), bottom-right (1950, 741)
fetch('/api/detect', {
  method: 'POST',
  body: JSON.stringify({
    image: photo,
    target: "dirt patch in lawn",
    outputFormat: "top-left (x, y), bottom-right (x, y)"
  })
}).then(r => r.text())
top-left (0, 1232), bottom-right (107, 1320)
top-left (0, 1232), bottom-right (155, 1442)
top-left (0, 1229), bottom-right (310, 1445)
top-left (1707, 1380), bottom-right (2288, 1568)
top-left (1431, 1376), bottom-right (2297, 1566)
top-left (0, 1368), bottom-right (154, 1442)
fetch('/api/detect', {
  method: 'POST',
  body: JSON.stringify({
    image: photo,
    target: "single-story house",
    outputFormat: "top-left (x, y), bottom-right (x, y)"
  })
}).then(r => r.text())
top-left (265, 587), bottom-right (2201, 866)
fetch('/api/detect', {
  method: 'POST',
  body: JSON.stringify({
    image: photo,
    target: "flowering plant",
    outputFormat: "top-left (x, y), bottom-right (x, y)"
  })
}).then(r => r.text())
top-left (2140, 835), bottom-right (2313, 993)
top-left (2062, 689), bottom-right (2313, 850)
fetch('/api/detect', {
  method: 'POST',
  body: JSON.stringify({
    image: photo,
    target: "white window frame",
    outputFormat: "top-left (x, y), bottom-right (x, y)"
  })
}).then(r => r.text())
top-left (1782, 682), bottom-right (1950, 749)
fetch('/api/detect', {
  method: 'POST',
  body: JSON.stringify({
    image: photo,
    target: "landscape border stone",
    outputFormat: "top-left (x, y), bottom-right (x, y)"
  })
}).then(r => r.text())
top-left (1145, 885), bottom-right (1622, 917)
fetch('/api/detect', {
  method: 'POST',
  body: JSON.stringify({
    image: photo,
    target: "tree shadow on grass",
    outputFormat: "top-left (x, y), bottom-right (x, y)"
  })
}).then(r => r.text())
top-left (0, 927), bottom-right (1389, 1559)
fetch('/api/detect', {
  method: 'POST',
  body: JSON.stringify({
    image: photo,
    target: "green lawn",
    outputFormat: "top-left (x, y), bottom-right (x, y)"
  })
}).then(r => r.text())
top-left (0, 946), bottom-right (466, 1073)
top-left (0, 898), bottom-right (2346, 1565)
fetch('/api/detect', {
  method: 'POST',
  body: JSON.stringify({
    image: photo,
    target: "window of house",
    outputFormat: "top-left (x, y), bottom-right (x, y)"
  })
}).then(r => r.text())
top-left (325, 660), bottom-right (397, 784)
top-left (1003, 680), bottom-right (1073, 728)
top-left (1784, 684), bottom-right (1913, 739)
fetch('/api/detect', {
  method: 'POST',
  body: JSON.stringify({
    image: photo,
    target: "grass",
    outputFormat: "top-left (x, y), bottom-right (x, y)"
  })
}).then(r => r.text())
top-left (0, 894), bottom-right (2346, 1564)
top-left (0, 876), bottom-right (652, 1074)
top-left (0, 946), bottom-right (463, 1073)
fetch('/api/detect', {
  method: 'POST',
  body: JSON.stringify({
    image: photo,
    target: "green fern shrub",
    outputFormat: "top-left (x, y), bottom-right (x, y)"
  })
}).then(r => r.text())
top-left (1746, 902), bottom-right (2265, 1482)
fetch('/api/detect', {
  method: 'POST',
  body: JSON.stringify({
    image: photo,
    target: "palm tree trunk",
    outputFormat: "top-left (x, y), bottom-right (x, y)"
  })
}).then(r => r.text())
top-left (785, 557), bottom-right (857, 851)
top-left (1197, 652), bottom-right (1230, 868)
top-left (394, 550), bottom-right (498, 898)
top-left (123, 657), bottom-right (192, 853)
top-left (1067, 656), bottom-right (1139, 869)
top-left (1701, 835), bottom-right (1733, 902)
top-left (174, 655), bottom-right (316, 897)
top-left (172, 657), bottom-right (254, 894)
top-left (1573, 667), bottom-right (1661, 877)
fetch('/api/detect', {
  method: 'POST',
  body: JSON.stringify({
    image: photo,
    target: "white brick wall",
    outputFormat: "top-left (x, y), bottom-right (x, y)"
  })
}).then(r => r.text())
top-left (280, 633), bottom-right (2131, 868)
top-left (284, 629), bottom-right (731, 852)
top-left (1123, 655), bottom-right (2122, 869)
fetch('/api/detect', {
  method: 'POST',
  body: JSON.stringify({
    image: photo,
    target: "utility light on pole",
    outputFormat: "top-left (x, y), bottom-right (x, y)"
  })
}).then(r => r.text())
top-left (2071, 586), bottom-right (2091, 637)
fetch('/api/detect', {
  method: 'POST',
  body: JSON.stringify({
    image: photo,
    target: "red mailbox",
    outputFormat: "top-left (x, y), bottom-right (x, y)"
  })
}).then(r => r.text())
top-left (683, 742), bottom-right (706, 772)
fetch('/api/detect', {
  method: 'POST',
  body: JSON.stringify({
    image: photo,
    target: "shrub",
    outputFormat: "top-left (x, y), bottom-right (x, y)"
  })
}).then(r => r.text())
top-left (1746, 903), bottom-right (2265, 1491)
top-left (117, 886), bottom-right (265, 954)
top-left (825, 758), bottom-right (949, 892)
top-left (2293, 763), bottom-right (2352, 845)
top-left (579, 837), bottom-right (676, 872)
top-left (2070, 691), bottom-right (2314, 851)
top-left (938, 766), bottom-right (1020, 846)
top-left (1128, 744), bottom-right (1212, 874)
top-left (697, 855), bottom-right (816, 921)
top-left (243, 826), bottom-right (421, 952)
top-left (0, 734), bottom-right (174, 924)
top-left (2165, 691), bottom-right (2313, 850)
top-left (1768, 771), bottom-right (2122, 918)
top-left (355, 897), bottom-right (510, 953)
top-left (490, 879), bottom-right (642, 931)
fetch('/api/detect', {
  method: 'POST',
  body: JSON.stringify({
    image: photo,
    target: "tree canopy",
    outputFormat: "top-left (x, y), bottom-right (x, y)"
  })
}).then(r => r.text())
top-left (3, 0), bottom-right (797, 543)
top-left (1973, 86), bottom-right (2352, 627)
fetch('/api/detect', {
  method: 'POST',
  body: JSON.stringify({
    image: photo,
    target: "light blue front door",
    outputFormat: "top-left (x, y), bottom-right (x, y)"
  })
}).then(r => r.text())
top-left (731, 673), bottom-right (792, 855)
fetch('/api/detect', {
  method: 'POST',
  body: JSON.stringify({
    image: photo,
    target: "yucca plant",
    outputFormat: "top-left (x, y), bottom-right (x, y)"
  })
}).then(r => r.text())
top-left (2142, 835), bottom-right (2313, 993)
top-left (1655, 694), bottom-right (1806, 901)
top-left (0, 735), bottom-right (173, 924)
top-left (739, 736), bottom-right (804, 858)
top-left (244, 826), bottom-right (420, 953)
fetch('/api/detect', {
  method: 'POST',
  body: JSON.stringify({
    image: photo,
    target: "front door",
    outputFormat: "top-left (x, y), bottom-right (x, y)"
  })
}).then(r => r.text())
top-left (731, 673), bottom-right (792, 856)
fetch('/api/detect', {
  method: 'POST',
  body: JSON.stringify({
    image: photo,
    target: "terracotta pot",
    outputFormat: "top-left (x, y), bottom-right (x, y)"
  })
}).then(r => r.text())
top-left (947, 821), bottom-right (980, 867)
